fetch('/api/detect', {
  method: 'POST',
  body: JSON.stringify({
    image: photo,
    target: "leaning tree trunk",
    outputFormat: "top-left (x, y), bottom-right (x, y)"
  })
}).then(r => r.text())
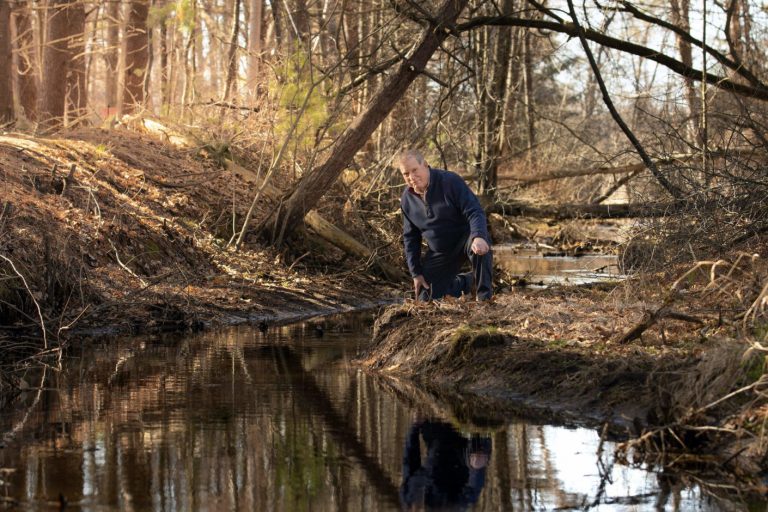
top-left (0, 0), bottom-right (14, 123)
top-left (123, 0), bottom-right (150, 113)
top-left (260, 0), bottom-right (470, 245)
top-left (38, 0), bottom-right (72, 128)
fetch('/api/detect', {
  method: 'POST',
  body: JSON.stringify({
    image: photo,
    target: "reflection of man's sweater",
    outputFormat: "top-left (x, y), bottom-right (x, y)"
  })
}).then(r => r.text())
top-left (400, 420), bottom-right (489, 510)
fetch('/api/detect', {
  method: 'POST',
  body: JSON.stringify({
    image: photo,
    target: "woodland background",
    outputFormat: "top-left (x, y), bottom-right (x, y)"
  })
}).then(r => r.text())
top-left (2, 0), bottom-right (767, 246)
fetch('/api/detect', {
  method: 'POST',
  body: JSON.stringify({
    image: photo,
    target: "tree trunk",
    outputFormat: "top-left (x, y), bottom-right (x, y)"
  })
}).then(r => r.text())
top-left (247, 0), bottom-right (263, 86)
top-left (12, 1), bottom-right (38, 121)
top-left (260, 0), bottom-right (470, 244)
top-left (142, 2), bottom-right (154, 110)
top-left (478, 0), bottom-right (513, 198)
top-left (304, 211), bottom-right (406, 281)
top-left (293, 0), bottom-right (310, 43)
top-left (669, 0), bottom-right (701, 145)
top-left (38, 0), bottom-right (72, 128)
top-left (522, 23), bottom-right (535, 158)
top-left (270, 0), bottom-right (284, 49)
top-left (485, 200), bottom-right (679, 219)
top-left (122, 0), bottom-right (150, 113)
top-left (160, 10), bottom-right (169, 107)
top-left (65, 2), bottom-right (87, 125)
top-left (105, 0), bottom-right (121, 113)
top-left (221, 0), bottom-right (241, 102)
top-left (0, 0), bottom-right (14, 123)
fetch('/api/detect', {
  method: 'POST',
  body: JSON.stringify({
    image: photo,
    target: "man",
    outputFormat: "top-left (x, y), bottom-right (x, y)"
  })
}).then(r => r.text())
top-left (399, 149), bottom-right (493, 301)
top-left (400, 418), bottom-right (491, 509)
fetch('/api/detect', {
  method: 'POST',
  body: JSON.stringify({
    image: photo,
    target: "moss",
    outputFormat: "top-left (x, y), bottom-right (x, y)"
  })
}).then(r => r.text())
top-left (142, 238), bottom-right (166, 262)
top-left (546, 338), bottom-right (569, 349)
top-left (742, 354), bottom-right (767, 384)
top-left (446, 324), bottom-right (505, 361)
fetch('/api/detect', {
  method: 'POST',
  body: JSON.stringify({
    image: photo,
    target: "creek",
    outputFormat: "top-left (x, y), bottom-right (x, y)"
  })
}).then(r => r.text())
top-left (0, 312), bottom-right (757, 511)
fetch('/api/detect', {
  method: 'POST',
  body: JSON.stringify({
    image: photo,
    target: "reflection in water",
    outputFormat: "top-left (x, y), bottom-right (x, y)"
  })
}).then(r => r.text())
top-left (400, 420), bottom-right (490, 510)
top-left (495, 245), bottom-right (622, 286)
top-left (0, 315), bottom-right (756, 511)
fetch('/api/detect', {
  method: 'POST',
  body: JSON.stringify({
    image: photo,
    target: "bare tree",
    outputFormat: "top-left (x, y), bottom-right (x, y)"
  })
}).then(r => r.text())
top-left (670, 0), bottom-right (701, 144)
top-left (38, 0), bottom-right (73, 128)
top-left (260, 0), bottom-right (471, 244)
top-left (12, 1), bottom-right (38, 121)
top-left (105, 0), bottom-right (121, 113)
top-left (122, 0), bottom-right (150, 114)
top-left (65, 1), bottom-right (87, 125)
top-left (247, 0), bottom-right (263, 86)
top-left (477, 0), bottom-right (513, 197)
top-left (221, 0), bottom-right (242, 102)
top-left (0, 0), bottom-right (14, 123)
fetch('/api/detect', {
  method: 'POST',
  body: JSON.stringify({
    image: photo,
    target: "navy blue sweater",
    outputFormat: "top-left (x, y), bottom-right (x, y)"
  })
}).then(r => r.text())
top-left (401, 168), bottom-right (490, 278)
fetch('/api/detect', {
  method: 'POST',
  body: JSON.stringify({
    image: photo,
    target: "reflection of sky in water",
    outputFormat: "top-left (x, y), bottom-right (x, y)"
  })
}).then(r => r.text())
top-left (495, 245), bottom-right (623, 286)
top-left (0, 318), bottom-right (756, 511)
top-left (532, 426), bottom-right (699, 511)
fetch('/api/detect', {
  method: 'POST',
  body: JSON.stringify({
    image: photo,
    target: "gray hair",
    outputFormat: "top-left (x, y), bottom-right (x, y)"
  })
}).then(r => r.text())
top-left (397, 149), bottom-right (426, 165)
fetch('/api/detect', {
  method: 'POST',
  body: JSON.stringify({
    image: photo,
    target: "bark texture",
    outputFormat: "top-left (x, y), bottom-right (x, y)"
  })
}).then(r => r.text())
top-left (0, 0), bottom-right (14, 123)
top-left (123, 0), bottom-right (150, 113)
top-left (13, 1), bottom-right (38, 121)
top-left (38, 0), bottom-right (72, 128)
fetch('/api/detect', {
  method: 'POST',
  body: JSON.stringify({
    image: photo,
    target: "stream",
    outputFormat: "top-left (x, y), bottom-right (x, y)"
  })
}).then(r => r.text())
top-left (0, 311), bottom-right (759, 511)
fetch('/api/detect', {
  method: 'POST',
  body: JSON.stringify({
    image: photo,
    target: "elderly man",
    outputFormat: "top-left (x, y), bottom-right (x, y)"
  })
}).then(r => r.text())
top-left (399, 149), bottom-right (493, 301)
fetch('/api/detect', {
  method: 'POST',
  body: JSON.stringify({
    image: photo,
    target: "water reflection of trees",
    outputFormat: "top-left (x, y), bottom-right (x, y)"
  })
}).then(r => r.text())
top-left (0, 322), bottom-right (716, 510)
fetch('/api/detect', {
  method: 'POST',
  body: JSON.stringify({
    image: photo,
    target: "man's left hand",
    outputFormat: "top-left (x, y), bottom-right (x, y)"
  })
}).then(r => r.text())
top-left (471, 237), bottom-right (490, 255)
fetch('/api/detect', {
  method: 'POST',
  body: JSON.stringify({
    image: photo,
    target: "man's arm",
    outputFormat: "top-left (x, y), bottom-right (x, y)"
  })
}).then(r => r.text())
top-left (402, 209), bottom-right (423, 277)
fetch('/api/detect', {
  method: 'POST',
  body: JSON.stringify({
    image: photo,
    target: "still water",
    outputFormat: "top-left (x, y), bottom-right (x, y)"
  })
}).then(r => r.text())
top-left (0, 314), bottom-right (752, 511)
top-left (495, 246), bottom-right (622, 286)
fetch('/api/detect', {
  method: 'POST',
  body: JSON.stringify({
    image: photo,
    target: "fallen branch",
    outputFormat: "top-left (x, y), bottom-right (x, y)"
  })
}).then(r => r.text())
top-left (486, 200), bottom-right (678, 219)
top-left (0, 254), bottom-right (48, 349)
top-left (616, 304), bottom-right (703, 344)
top-left (107, 239), bottom-right (148, 287)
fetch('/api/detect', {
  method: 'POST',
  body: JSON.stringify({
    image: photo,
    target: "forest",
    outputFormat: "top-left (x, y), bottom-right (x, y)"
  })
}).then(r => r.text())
top-left (1, 0), bottom-right (768, 508)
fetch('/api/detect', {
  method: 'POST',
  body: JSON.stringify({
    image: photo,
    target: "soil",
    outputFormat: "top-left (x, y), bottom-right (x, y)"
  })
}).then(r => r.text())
top-left (358, 283), bottom-right (768, 496)
top-left (0, 126), bottom-right (399, 402)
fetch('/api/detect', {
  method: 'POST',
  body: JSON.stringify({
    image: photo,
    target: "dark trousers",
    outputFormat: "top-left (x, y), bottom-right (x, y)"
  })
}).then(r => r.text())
top-left (419, 233), bottom-right (493, 301)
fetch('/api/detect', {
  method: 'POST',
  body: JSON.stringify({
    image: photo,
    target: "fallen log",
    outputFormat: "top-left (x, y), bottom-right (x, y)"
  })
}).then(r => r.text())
top-left (304, 211), bottom-right (406, 281)
top-left (485, 200), bottom-right (680, 219)
top-left (498, 149), bottom-right (756, 185)
top-left (123, 116), bottom-right (405, 280)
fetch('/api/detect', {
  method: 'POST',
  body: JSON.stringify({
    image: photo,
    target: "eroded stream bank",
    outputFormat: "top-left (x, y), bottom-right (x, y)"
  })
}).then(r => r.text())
top-left (359, 290), bottom-right (768, 501)
top-left (0, 313), bottom-right (760, 511)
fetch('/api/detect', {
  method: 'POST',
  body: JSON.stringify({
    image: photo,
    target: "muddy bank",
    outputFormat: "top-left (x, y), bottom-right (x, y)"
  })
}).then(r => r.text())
top-left (0, 127), bottom-right (400, 404)
top-left (358, 287), bottom-right (768, 493)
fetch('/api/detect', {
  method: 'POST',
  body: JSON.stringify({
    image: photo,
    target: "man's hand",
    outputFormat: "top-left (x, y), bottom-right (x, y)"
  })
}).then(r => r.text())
top-left (471, 237), bottom-right (490, 255)
top-left (413, 275), bottom-right (430, 300)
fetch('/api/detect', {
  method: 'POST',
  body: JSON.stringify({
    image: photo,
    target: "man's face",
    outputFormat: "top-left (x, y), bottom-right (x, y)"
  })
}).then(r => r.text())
top-left (399, 156), bottom-right (430, 193)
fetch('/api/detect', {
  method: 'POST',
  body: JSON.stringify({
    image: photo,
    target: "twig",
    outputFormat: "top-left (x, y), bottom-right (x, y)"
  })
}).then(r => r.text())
top-left (565, 0), bottom-right (682, 199)
top-left (107, 239), bottom-right (148, 287)
top-left (0, 253), bottom-right (48, 349)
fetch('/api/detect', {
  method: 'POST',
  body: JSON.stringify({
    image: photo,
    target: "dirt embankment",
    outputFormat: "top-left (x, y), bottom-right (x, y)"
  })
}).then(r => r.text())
top-left (359, 285), bottom-right (768, 493)
top-left (0, 127), bottom-right (399, 399)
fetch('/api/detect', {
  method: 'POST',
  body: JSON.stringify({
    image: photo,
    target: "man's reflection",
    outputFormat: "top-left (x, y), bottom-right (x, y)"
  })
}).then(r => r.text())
top-left (400, 419), bottom-right (492, 510)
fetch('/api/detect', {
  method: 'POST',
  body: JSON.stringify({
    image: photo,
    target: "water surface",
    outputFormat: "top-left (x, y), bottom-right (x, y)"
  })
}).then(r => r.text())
top-left (0, 315), bottom-right (754, 511)
top-left (495, 245), bottom-right (623, 286)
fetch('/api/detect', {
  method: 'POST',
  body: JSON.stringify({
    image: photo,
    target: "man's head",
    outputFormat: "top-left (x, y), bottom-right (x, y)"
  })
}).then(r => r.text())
top-left (398, 149), bottom-right (430, 194)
